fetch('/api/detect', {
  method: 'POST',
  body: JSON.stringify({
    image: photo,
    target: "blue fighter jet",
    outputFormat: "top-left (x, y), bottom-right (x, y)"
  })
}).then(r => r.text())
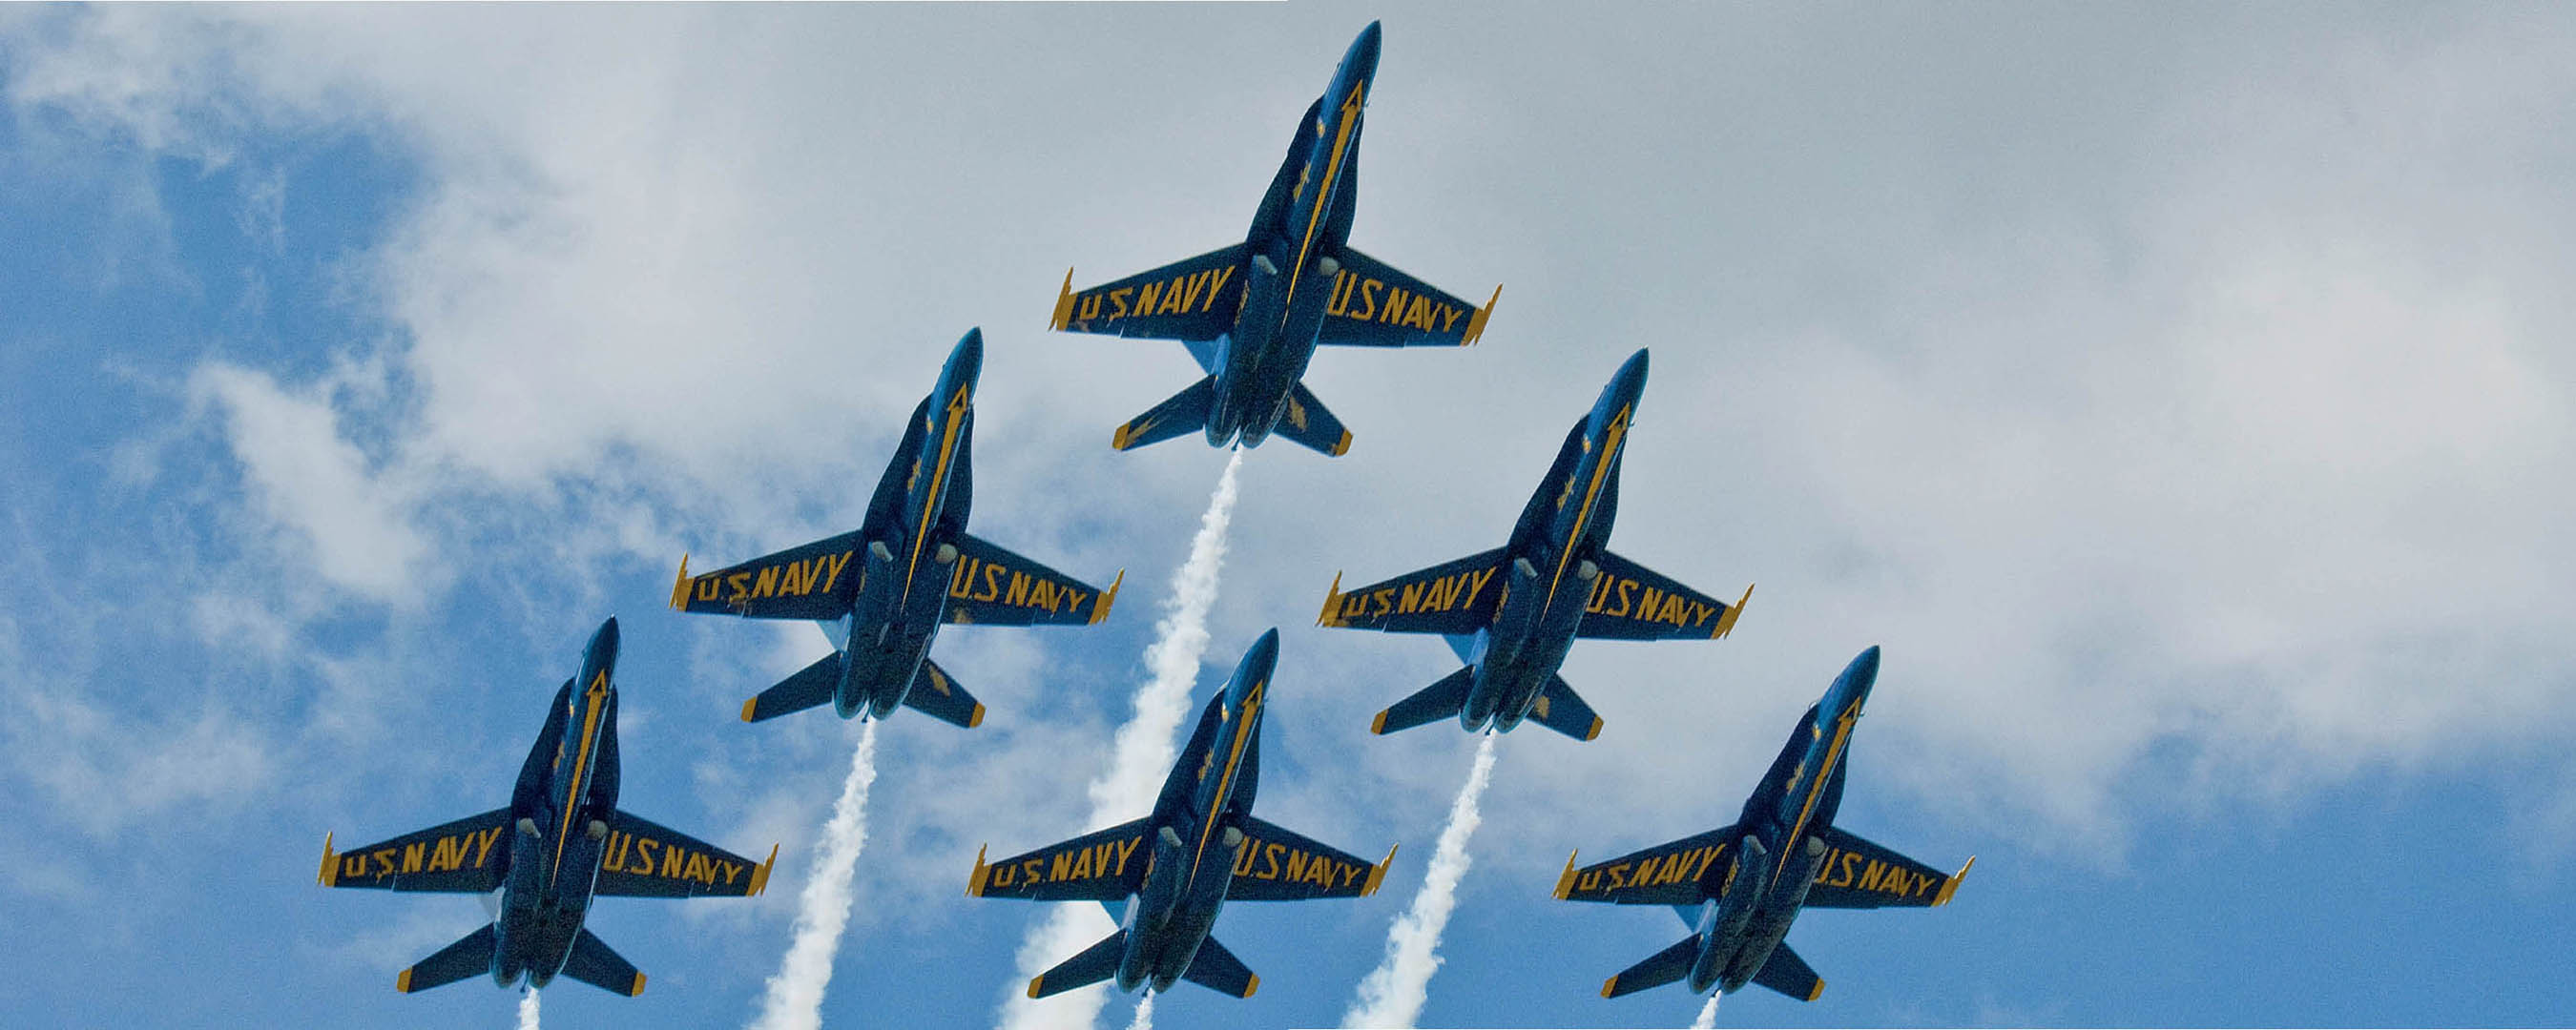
top-left (967, 629), bottom-right (1398, 999)
top-left (1316, 348), bottom-right (1751, 741)
top-left (670, 329), bottom-right (1122, 729)
top-left (1553, 647), bottom-right (1974, 1003)
top-left (318, 617), bottom-right (777, 996)
top-left (1048, 21), bottom-right (1499, 458)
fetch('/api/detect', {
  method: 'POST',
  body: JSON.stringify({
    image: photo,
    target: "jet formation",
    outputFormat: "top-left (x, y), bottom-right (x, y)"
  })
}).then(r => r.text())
top-left (968, 629), bottom-right (1396, 999)
top-left (318, 617), bottom-right (776, 996)
top-left (1049, 21), bottom-right (1500, 458)
top-left (1318, 348), bottom-right (1752, 740)
top-left (1554, 648), bottom-right (1973, 1001)
top-left (314, 19), bottom-right (1970, 1018)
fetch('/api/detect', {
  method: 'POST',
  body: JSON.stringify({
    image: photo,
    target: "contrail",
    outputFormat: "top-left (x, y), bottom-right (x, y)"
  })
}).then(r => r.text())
top-left (1341, 732), bottom-right (1502, 1029)
top-left (517, 989), bottom-right (540, 1030)
top-left (1124, 994), bottom-right (1154, 1030)
top-left (1691, 991), bottom-right (1721, 1028)
top-left (998, 450), bottom-right (1245, 1030)
top-left (749, 719), bottom-right (883, 1030)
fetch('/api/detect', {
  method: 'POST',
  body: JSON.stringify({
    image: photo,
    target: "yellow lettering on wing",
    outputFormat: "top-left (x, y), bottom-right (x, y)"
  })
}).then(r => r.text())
top-left (752, 565), bottom-right (779, 600)
top-left (696, 576), bottom-right (718, 603)
top-left (1077, 292), bottom-right (1104, 322)
top-left (726, 572), bottom-right (751, 607)
top-left (1107, 287), bottom-right (1133, 321)
top-left (1260, 842), bottom-right (1284, 880)
top-left (1201, 267), bottom-right (1235, 312)
top-left (474, 826), bottom-right (503, 868)
top-left (1132, 281), bottom-right (1162, 319)
top-left (1049, 849), bottom-right (1075, 882)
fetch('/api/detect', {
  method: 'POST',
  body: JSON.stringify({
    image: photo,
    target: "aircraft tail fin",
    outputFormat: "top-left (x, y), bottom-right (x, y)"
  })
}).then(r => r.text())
top-left (557, 928), bottom-right (647, 997)
top-left (1600, 933), bottom-right (1701, 999)
top-left (1750, 941), bottom-right (1824, 1002)
top-left (1180, 934), bottom-right (1260, 998)
top-left (1528, 674), bottom-right (1604, 741)
top-left (1028, 929), bottom-right (1128, 999)
top-left (740, 651), bottom-right (841, 723)
top-left (1370, 665), bottom-right (1476, 735)
top-left (1111, 376), bottom-right (1215, 451)
top-left (900, 657), bottom-right (984, 729)
top-left (1275, 381), bottom-right (1353, 457)
top-left (394, 924), bottom-right (497, 994)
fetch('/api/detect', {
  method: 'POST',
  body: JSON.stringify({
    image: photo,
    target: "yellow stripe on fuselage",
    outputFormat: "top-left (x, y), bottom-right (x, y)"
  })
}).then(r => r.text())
top-left (551, 671), bottom-right (609, 880)
top-left (1278, 83), bottom-right (1363, 334)
top-left (1545, 405), bottom-right (1630, 610)
top-left (904, 385), bottom-right (973, 598)
top-left (1189, 681), bottom-right (1265, 885)
top-left (1776, 711), bottom-right (1854, 884)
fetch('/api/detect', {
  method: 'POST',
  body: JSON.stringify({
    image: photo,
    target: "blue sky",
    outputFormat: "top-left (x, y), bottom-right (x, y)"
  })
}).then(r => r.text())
top-left (5, 4), bottom-right (2575, 1028)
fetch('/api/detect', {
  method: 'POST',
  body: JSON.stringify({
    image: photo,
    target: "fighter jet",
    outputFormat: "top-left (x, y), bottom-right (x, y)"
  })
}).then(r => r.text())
top-left (967, 628), bottom-right (1398, 999)
top-left (1047, 21), bottom-right (1499, 458)
top-left (318, 617), bottom-right (776, 996)
top-left (1316, 348), bottom-right (1750, 741)
top-left (669, 328), bottom-right (1122, 729)
top-left (1552, 647), bottom-right (1974, 1003)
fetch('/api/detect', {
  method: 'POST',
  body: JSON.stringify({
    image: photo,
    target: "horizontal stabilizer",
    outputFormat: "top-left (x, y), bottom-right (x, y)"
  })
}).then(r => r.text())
top-left (1601, 934), bottom-right (1701, 999)
top-left (1319, 547), bottom-right (1510, 635)
top-left (395, 924), bottom-right (495, 994)
top-left (1180, 935), bottom-right (1259, 998)
top-left (1575, 550), bottom-right (1749, 642)
top-left (970, 816), bottom-right (1153, 901)
top-left (557, 929), bottom-right (647, 997)
top-left (899, 658), bottom-right (985, 728)
top-left (1028, 929), bottom-right (1128, 999)
top-left (1370, 666), bottom-right (1474, 735)
top-left (321, 809), bottom-right (512, 894)
top-left (592, 809), bottom-right (777, 898)
top-left (1804, 827), bottom-right (1972, 909)
top-left (1274, 381), bottom-right (1353, 457)
top-left (1112, 377), bottom-right (1215, 452)
top-left (942, 533), bottom-right (1121, 627)
top-left (740, 651), bottom-right (841, 723)
top-left (1315, 247), bottom-right (1498, 348)
top-left (1227, 814), bottom-right (1395, 901)
top-left (1751, 941), bottom-right (1824, 1002)
top-left (1528, 674), bottom-right (1604, 741)
top-left (1052, 244), bottom-right (1248, 341)
top-left (670, 529), bottom-right (869, 621)
top-left (1554, 825), bottom-right (1737, 906)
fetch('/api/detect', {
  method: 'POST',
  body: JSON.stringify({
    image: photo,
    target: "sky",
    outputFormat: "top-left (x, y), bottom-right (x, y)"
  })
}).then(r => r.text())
top-left (4, 2), bottom-right (2575, 1027)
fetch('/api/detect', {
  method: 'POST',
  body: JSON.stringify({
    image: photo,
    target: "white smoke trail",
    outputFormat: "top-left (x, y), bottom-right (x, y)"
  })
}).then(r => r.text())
top-left (749, 719), bottom-right (883, 1030)
top-left (1691, 991), bottom-right (1721, 1028)
top-left (517, 989), bottom-right (540, 1030)
top-left (997, 451), bottom-right (1246, 1030)
top-left (1123, 993), bottom-right (1154, 1030)
top-left (1340, 733), bottom-right (1502, 1029)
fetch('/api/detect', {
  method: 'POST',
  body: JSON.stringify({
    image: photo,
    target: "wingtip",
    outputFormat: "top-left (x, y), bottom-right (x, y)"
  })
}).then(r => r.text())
top-left (1331, 429), bottom-right (1352, 457)
top-left (1363, 843), bottom-right (1398, 896)
top-left (1026, 977), bottom-right (1045, 999)
top-left (1369, 709), bottom-right (1389, 734)
top-left (630, 971), bottom-right (648, 996)
top-left (1090, 569), bottom-right (1124, 624)
top-left (668, 553), bottom-right (692, 610)
top-left (749, 843), bottom-right (779, 896)
top-left (1552, 850), bottom-right (1579, 899)
top-left (1599, 974), bottom-right (1617, 999)
top-left (1934, 855), bottom-right (1976, 906)
top-left (966, 702), bottom-right (987, 729)
top-left (1463, 283), bottom-right (1502, 344)
top-left (1713, 583), bottom-right (1754, 639)
top-left (968, 844), bottom-right (990, 896)
top-left (1241, 973), bottom-right (1260, 998)
top-left (1807, 978), bottom-right (1825, 1001)
top-left (1318, 571), bottom-right (1345, 627)
top-left (395, 967), bottom-right (414, 994)
top-left (318, 832), bottom-right (338, 887)
top-left (1583, 716), bottom-right (1603, 742)
top-left (739, 696), bottom-right (758, 723)
top-left (1049, 267), bottom-right (1076, 330)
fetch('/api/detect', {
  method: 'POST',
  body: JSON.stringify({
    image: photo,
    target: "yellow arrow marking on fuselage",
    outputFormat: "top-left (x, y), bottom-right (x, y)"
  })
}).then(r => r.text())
top-left (1188, 679), bottom-right (1265, 887)
top-left (551, 671), bottom-right (610, 880)
top-left (1545, 405), bottom-right (1630, 611)
top-left (1278, 82), bottom-right (1364, 335)
top-left (1776, 710), bottom-right (1855, 885)
top-left (904, 383), bottom-right (973, 599)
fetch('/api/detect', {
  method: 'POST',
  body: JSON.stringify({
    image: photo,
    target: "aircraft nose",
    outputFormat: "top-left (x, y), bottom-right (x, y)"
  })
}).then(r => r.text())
top-left (1839, 646), bottom-right (1880, 711)
top-left (1346, 21), bottom-right (1383, 82)
top-left (949, 328), bottom-right (986, 390)
top-left (592, 616), bottom-right (620, 655)
top-left (1237, 628), bottom-right (1282, 691)
top-left (1616, 347), bottom-right (1650, 393)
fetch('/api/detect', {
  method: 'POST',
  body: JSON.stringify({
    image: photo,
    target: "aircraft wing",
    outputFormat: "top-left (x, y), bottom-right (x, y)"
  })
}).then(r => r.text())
top-left (941, 533), bottom-right (1122, 627)
top-left (1049, 244), bottom-right (1248, 341)
top-left (1574, 549), bottom-right (1751, 641)
top-left (1225, 814), bottom-right (1395, 901)
top-left (1317, 547), bottom-right (1509, 634)
top-left (969, 816), bottom-right (1153, 901)
top-left (670, 529), bottom-right (868, 620)
top-left (1802, 827), bottom-right (1973, 909)
top-left (1552, 826), bottom-right (1737, 906)
top-left (319, 808), bottom-right (512, 893)
top-left (592, 810), bottom-right (778, 898)
top-left (1315, 248), bottom-right (1498, 348)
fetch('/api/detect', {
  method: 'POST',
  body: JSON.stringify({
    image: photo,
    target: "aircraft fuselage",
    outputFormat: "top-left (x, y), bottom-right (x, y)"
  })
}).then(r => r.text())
top-left (837, 331), bottom-right (982, 719)
top-left (492, 618), bottom-right (627, 989)
top-left (1206, 23), bottom-right (1380, 449)
top-left (1117, 630), bottom-right (1277, 992)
